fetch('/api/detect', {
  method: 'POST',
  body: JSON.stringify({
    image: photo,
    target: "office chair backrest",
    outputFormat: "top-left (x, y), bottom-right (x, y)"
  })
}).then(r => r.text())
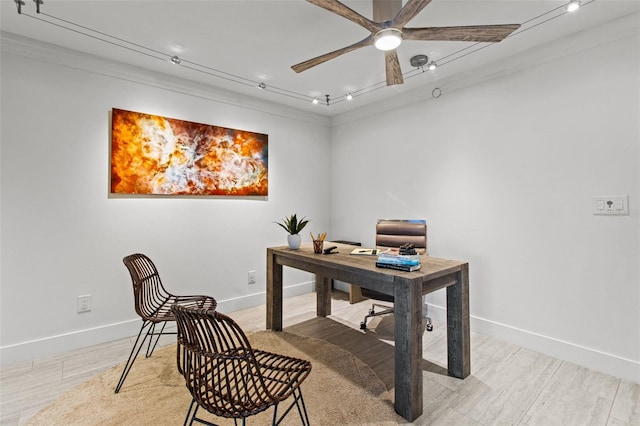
top-left (376, 219), bottom-right (427, 254)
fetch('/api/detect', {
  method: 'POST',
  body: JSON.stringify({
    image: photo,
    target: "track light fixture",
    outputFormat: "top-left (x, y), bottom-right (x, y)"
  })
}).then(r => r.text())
top-left (14, 0), bottom-right (25, 14)
top-left (12, 1), bottom-right (591, 109)
top-left (566, 1), bottom-right (581, 12)
top-left (410, 54), bottom-right (429, 68)
top-left (374, 28), bottom-right (402, 51)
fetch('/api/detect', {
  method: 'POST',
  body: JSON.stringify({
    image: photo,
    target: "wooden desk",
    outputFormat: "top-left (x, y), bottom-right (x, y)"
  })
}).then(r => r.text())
top-left (266, 242), bottom-right (470, 421)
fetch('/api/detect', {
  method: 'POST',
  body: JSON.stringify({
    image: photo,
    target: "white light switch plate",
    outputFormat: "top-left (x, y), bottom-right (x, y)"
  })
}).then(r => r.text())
top-left (593, 195), bottom-right (629, 215)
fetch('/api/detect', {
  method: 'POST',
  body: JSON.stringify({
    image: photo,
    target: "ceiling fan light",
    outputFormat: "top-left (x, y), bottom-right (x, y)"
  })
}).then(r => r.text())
top-left (374, 29), bottom-right (402, 51)
top-left (566, 1), bottom-right (581, 12)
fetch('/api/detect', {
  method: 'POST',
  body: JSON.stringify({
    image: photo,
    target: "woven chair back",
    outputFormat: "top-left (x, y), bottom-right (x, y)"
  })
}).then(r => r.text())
top-left (172, 305), bottom-right (311, 420)
top-left (122, 253), bottom-right (173, 322)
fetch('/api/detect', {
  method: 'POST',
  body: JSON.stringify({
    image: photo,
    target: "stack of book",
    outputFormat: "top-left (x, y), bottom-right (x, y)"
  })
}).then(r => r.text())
top-left (375, 251), bottom-right (421, 272)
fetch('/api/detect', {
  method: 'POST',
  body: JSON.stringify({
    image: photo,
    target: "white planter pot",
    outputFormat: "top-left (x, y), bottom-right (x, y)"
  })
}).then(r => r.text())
top-left (287, 234), bottom-right (302, 250)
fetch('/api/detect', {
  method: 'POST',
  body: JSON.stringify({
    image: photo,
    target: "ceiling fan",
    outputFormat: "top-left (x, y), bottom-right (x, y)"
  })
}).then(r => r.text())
top-left (291, 0), bottom-right (521, 86)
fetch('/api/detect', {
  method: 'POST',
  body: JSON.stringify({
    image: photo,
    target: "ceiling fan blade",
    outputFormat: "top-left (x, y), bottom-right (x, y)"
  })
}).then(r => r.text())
top-left (292, 35), bottom-right (374, 73)
top-left (307, 0), bottom-right (381, 33)
top-left (384, 50), bottom-right (404, 86)
top-left (392, 0), bottom-right (432, 28)
top-left (403, 24), bottom-right (520, 43)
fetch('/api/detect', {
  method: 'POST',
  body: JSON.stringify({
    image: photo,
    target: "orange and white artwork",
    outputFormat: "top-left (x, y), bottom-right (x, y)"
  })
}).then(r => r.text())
top-left (110, 108), bottom-right (268, 196)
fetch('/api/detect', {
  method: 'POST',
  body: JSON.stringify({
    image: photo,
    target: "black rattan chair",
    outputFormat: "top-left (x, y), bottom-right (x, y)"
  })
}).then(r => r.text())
top-left (172, 304), bottom-right (312, 426)
top-left (115, 253), bottom-right (217, 393)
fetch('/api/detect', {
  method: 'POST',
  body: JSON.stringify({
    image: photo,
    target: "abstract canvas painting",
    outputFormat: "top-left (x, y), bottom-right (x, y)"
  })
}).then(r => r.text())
top-left (110, 108), bottom-right (268, 196)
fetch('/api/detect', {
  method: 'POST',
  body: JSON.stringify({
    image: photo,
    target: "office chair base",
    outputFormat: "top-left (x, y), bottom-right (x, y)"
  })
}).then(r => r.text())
top-left (425, 317), bottom-right (433, 332)
top-left (360, 303), bottom-right (394, 330)
top-left (360, 311), bottom-right (435, 332)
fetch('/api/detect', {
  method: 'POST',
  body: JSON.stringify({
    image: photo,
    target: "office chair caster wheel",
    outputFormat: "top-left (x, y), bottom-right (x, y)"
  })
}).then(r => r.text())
top-left (368, 308), bottom-right (375, 315)
top-left (425, 318), bottom-right (433, 332)
top-left (360, 321), bottom-right (367, 330)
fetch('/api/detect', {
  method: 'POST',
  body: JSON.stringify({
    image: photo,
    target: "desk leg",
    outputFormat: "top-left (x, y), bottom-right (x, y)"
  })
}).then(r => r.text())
top-left (316, 275), bottom-right (331, 317)
top-left (446, 263), bottom-right (470, 378)
top-left (394, 277), bottom-right (423, 421)
top-left (266, 249), bottom-right (283, 331)
top-left (349, 284), bottom-right (364, 304)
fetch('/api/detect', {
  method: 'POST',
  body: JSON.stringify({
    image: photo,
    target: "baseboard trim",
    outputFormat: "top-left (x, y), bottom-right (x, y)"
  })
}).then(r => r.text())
top-left (0, 281), bottom-right (313, 367)
top-left (426, 303), bottom-right (639, 383)
top-left (4, 286), bottom-right (636, 383)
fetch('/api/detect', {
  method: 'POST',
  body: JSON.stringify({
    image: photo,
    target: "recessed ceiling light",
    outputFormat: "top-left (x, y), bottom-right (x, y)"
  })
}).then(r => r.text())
top-left (427, 61), bottom-right (437, 71)
top-left (346, 93), bottom-right (353, 101)
top-left (312, 98), bottom-right (319, 104)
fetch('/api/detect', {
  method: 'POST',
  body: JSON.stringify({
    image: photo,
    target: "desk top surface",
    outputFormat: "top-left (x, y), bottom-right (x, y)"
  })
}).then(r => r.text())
top-left (268, 242), bottom-right (467, 280)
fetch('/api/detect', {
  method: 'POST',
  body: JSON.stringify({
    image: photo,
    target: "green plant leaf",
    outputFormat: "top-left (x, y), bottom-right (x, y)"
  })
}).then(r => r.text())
top-left (274, 213), bottom-right (309, 235)
top-left (296, 218), bottom-right (309, 234)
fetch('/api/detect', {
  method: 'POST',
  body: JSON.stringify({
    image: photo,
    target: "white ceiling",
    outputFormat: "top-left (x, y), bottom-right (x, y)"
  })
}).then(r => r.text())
top-left (1, 0), bottom-right (638, 116)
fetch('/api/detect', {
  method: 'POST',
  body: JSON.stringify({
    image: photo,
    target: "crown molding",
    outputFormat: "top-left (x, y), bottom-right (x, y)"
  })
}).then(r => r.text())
top-left (3, 10), bottom-right (638, 130)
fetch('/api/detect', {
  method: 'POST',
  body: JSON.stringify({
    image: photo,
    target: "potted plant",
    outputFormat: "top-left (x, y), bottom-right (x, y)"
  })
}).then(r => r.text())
top-left (275, 213), bottom-right (309, 249)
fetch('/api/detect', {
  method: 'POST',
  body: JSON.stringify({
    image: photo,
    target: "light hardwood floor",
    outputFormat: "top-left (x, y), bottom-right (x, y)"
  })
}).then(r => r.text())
top-left (1, 291), bottom-right (639, 425)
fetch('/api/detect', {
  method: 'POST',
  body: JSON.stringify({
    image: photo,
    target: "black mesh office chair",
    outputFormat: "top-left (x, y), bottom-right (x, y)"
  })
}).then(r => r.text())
top-left (360, 219), bottom-right (433, 331)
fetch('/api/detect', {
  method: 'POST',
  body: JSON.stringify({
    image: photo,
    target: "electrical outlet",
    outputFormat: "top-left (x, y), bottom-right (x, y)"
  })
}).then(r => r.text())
top-left (593, 195), bottom-right (629, 215)
top-left (77, 295), bottom-right (92, 313)
top-left (248, 270), bottom-right (256, 285)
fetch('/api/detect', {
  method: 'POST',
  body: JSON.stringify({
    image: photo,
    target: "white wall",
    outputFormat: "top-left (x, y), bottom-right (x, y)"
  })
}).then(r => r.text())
top-left (330, 25), bottom-right (639, 381)
top-left (2, 15), bottom-right (639, 384)
top-left (0, 34), bottom-right (332, 365)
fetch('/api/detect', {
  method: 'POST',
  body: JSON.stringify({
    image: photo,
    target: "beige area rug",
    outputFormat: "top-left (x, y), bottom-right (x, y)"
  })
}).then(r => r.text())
top-left (28, 331), bottom-right (399, 425)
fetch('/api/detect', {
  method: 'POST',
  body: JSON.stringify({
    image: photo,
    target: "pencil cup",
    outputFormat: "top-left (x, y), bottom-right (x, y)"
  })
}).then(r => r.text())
top-left (312, 239), bottom-right (324, 254)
